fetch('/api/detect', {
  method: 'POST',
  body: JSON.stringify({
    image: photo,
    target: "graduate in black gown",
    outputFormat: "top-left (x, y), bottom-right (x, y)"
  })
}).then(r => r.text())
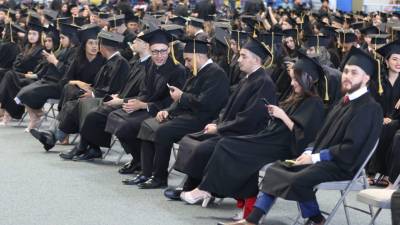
top-left (69, 33), bottom-right (152, 161)
top-left (181, 52), bottom-right (325, 218)
top-left (0, 22), bottom-right (23, 71)
top-left (29, 25), bottom-right (106, 151)
top-left (0, 16), bottom-right (44, 122)
top-left (220, 47), bottom-right (383, 225)
top-left (164, 36), bottom-right (277, 201)
top-left (126, 38), bottom-right (229, 189)
top-left (104, 29), bottom-right (187, 172)
top-left (16, 23), bottom-right (79, 131)
top-left (368, 40), bottom-right (400, 186)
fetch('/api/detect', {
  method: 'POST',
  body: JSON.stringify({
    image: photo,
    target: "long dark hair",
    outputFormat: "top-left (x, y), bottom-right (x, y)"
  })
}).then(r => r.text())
top-left (23, 30), bottom-right (43, 56)
top-left (280, 68), bottom-right (318, 110)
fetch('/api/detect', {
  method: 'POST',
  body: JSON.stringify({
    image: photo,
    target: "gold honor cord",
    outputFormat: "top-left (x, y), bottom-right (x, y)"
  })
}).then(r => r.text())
top-left (377, 57), bottom-right (383, 95)
top-left (170, 41), bottom-right (179, 65)
top-left (223, 36), bottom-right (231, 65)
top-left (193, 39), bottom-right (197, 76)
top-left (9, 22), bottom-right (13, 43)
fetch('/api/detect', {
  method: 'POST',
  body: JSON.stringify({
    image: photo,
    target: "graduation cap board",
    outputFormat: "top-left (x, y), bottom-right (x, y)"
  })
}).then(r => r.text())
top-left (59, 23), bottom-right (80, 40)
top-left (169, 16), bottom-right (187, 26)
top-left (304, 35), bottom-right (331, 51)
top-left (78, 24), bottom-right (101, 43)
top-left (98, 30), bottom-right (124, 48)
top-left (183, 39), bottom-right (210, 75)
top-left (108, 14), bottom-right (125, 28)
top-left (186, 17), bottom-right (204, 29)
top-left (242, 36), bottom-right (272, 68)
top-left (377, 40), bottom-right (400, 59)
top-left (230, 30), bottom-right (249, 50)
top-left (140, 28), bottom-right (173, 45)
top-left (341, 46), bottom-right (382, 95)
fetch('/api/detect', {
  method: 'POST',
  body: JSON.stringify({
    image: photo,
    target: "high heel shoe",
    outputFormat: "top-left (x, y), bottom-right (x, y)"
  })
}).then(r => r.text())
top-left (180, 191), bottom-right (213, 208)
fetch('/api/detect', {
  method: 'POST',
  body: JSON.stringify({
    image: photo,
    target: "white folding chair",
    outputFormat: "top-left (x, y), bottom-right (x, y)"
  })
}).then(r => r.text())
top-left (291, 139), bottom-right (380, 225)
top-left (357, 174), bottom-right (400, 225)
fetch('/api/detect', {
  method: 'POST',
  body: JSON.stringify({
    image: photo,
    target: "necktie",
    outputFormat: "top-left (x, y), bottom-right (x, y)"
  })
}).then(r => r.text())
top-left (343, 95), bottom-right (350, 105)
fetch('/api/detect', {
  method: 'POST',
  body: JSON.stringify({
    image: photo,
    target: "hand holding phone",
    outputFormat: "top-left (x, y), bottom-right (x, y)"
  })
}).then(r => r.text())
top-left (167, 83), bottom-right (175, 92)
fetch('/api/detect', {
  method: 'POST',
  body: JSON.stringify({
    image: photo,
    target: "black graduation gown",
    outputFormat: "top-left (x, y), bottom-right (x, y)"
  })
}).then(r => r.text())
top-left (0, 42), bottom-right (20, 70)
top-left (58, 53), bottom-right (129, 134)
top-left (198, 96), bottom-right (325, 199)
top-left (0, 46), bottom-right (44, 118)
top-left (261, 93), bottom-right (383, 202)
top-left (368, 73), bottom-right (400, 175)
top-left (79, 56), bottom-right (152, 148)
top-left (174, 67), bottom-right (277, 179)
top-left (56, 54), bottom-right (106, 111)
top-left (120, 29), bottom-right (135, 61)
top-left (104, 57), bottom-right (187, 156)
top-left (16, 47), bottom-right (78, 109)
top-left (137, 62), bottom-right (230, 180)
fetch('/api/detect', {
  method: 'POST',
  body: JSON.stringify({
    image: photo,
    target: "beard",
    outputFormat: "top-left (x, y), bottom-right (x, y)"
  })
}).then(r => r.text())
top-left (341, 80), bottom-right (363, 95)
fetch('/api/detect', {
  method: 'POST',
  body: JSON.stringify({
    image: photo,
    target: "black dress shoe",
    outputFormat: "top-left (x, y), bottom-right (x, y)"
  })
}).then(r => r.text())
top-left (30, 129), bottom-right (55, 151)
top-left (59, 146), bottom-right (85, 160)
top-left (75, 148), bottom-right (102, 161)
top-left (137, 177), bottom-right (167, 189)
top-left (304, 217), bottom-right (326, 225)
top-left (118, 161), bottom-right (141, 174)
top-left (122, 174), bottom-right (149, 185)
top-left (164, 187), bottom-right (183, 200)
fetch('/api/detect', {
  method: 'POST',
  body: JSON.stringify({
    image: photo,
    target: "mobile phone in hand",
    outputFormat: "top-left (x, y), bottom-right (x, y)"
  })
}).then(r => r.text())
top-left (167, 83), bottom-right (174, 92)
top-left (260, 98), bottom-right (271, 105)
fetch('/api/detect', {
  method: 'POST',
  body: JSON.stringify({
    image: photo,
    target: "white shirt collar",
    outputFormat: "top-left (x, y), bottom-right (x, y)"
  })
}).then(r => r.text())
top-left (346, 86), bottom-right (368, 101)
top-left (194, 29), bottom-right (204, 36)
top-left (108, 51), bottom-right (120, 60)
top-left (246, 66), bottom-right (261, 79)
top-left (198, 59), bottom-right (213, 72)
top-left (140, 54), bottom-right (151, 62)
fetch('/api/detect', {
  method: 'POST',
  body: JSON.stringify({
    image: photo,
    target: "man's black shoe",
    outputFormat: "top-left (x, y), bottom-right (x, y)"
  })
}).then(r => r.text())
top-left (164, 187), bottom-right (183, 200)
top-left (30, 129), bottom-right (55, 151)
top-left (137, 177), bottom-right (167, 189)
top-left (59, 146), bottom-right (85, 160)
top-left (118, 161), bottom-right (141, 174)
top-left (122, 174), bottom-right (149, 185)
top-left (75, 148), bottom-right (102, 161)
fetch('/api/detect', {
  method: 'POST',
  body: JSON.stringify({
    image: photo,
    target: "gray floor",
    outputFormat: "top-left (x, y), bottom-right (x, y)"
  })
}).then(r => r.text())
top-left (0, 119), bottom-right (392, 225)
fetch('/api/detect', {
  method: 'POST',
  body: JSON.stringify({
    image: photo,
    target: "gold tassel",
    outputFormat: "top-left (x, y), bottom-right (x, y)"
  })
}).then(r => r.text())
top-left (342, 32), bottom-right (346, 52)
top-left (324, 75), bottom-right (330, 101)
top-left (41, 32), bottom-right (45, 46)
top-left (377, 58), bottom-right (383, 95)
top-left (224, 37), bottom-right (231, 65)
top-left (170, 41), bottom-right (179, 65)
top-left (252, 28), bottom-right (257, 38)
top-left (261, 41), bottom-right (274, 68)
top-left (9, 22), bottom-right (14, 43)
top-left (193, 40), bottom-right (197, 76)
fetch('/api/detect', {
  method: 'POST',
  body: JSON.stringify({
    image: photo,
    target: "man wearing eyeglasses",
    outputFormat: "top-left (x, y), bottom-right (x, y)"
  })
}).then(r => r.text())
top-left (127, 39), bottom-right (230, 189)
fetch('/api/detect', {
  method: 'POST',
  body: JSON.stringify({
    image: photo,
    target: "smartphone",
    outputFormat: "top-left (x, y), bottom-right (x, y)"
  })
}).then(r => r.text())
top-left (166, 83), bottom-right (174, 92)
top-left (103, 95), bottom-right (113, 102)
top-left (260, 98), bottom-right (271, 106)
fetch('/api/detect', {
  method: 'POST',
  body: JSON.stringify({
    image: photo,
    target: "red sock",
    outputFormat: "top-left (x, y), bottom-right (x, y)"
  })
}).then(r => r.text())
top-left (243, 197), bottom-right (257, 219)
top-left (236, 199), bottom-right (245, 209)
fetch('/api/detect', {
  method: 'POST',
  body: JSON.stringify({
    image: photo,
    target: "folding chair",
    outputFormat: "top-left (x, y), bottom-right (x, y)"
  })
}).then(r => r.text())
top-left (291, 139), bottom-right (380, 225)
top-left (168, 143), bottom-right (180, 174)
top-left (43, 99), bottom-right (59, 120)
top-left (357, 174), bottom-right (400, 225)
top-left (102, 135), bottom-right (126, 165)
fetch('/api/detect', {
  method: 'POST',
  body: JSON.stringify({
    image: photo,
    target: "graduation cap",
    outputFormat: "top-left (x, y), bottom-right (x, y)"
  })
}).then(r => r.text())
top-left (391, 27), bottom-right (400, 41)
top-left (125, 14), bottom-right (139, 24)
top-left (230, 30), bottom-right (249, 49)
top-left (140, 28), bottom-right (173, 45)
top-left (360, 26), bottom-right (380, 35)
top-left (304, 35), bottom-right (331, 48)
top-left (257, 32), bottom-right (283, 46)
top-left (97, 12), bottom-right (110, 19)
top-left (43, 9), bottom-right (58, 23)
top-left (332, 15), bottom-right (344, 25)
top-left (97, 30), bottom-right (124, 47)
top-left (242, 36), bottom-right (272, 67)
top-left (78, 24), bottom-right (101, 43)
top-left (142, 14), bottom-right (161, 30)
top-left (183, 39), bottom-right (210, 75)
top-left (27, 13), bottom-right (44, 32)
top-left (339, 31), bottom-right (358, 43)
top-left (6, 9), bottom-right (17, 21)
top-left (3, 22), bottom-right (25, 43)
top-left (350, 22), bottom-right (364, 30)
top-left (282, 28), bottom-right (300, 44)
top-left (214, 27), bottom-right (230, 47)
top-left (169, 16), bottom-right (187, 26)
top-left (59, 23), bottom-right (80, 40)
top-left (186, 17), bottom-right (204, 29)
top-left (341, 46), bottom-right (381, 93)
top-left (377, 40), bottom-right (400, 59)
top-left (214, 21), bottom-right (231, 31)
top-left (70, 16), bottom-right (87, 26)
top-left (161, 24), bottom-right (184, 39)
top-left (369, 34), bottom-right (390, 46)
top-left (107, 14), bottom-right (125, 28)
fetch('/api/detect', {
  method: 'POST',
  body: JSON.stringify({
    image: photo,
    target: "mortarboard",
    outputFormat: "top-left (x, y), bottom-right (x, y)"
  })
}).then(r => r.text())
top-left (368, 34), bottom-right (390, 45)
top-left (97, 30), bottom-right (124, 47)
top-left (230, 30), bottom-right (249, 49)
top-left (78, 24), bottom-right (101, 43)
top-left (341, 46), bottom-right (379, 82)
top-left (183, 38), bottom-right (210, 75)
top-left (169, 16), bottom-right (187, 26)
top-left (43, 9), bottom-right (58, 23)
top-left (242, 36), bottom-right (272, 66)
top-left (107, 14), bottom-right (125, 28)
top-left (304, 35), bottom-right (331, 48)
top-left (140, 28), bottom-right (173, 45)
top-left (376, 40), bottom-right (400, 59)
top-left (186, 17), bottom-right (204, 29)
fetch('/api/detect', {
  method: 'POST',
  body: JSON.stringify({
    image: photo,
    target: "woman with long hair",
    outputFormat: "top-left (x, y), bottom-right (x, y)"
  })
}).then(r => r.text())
top-left (0, 17), bottom-right (44, 124)
top-left (180, 52), bottom-right (325, 219)
top-left (16, 23), bottom-right (80, 131)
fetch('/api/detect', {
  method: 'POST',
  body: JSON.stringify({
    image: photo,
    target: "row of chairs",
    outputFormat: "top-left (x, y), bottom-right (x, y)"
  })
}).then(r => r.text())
top-left (28, 100), bottom-right (397, 225)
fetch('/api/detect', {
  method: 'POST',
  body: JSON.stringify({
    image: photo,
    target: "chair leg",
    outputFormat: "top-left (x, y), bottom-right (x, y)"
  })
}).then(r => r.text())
top-left (324, 190), bottom-right (349, 225)
top-left (115, 148), bottom-right (125, 165)
top-left (17, 112), bottom-right (27, 126)
top-left (70, 134), bottom-right (79, 145)
top-left (103, 138), bottom-right (116, 159)
top-left (368, 204), bottom-right (375, 225)
top-left (368, 208), bottom-right (382, 225)
top-left (341, 190), bottom-right (352, 225)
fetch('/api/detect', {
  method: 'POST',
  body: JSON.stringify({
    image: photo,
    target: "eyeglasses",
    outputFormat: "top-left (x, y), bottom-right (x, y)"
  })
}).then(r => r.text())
top-left (151, 49), bottom-right (168, 56)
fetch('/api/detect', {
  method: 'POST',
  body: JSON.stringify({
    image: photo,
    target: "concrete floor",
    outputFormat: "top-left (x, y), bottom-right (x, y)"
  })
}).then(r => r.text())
top-left (0, 119), bottom-right (393, 225)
